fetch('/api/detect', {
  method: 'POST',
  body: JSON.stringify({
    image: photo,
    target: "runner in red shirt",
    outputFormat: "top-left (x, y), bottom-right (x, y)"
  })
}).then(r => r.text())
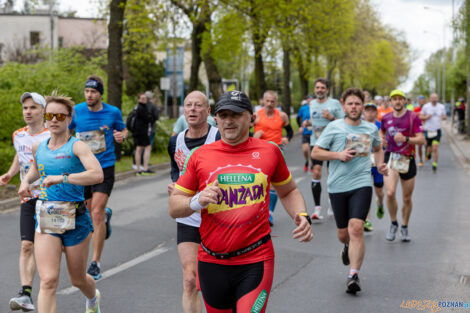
top-left (169, 91), bottom-right (312, 313)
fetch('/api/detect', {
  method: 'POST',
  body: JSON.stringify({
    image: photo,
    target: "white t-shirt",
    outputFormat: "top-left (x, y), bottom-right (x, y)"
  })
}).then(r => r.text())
top-left (13, 126), bottom-right (50, 197)
top-left (421, 103), bottom-right (446, 131)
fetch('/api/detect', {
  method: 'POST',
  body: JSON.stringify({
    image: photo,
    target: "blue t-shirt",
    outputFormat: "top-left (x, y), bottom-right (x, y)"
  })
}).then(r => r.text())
top-left (309, 98), bottom-right (344, 145)
top-left (297, 104), bottom-right (312, 136)
top-left (69, 102), bottom-right (126, 168)
top-left (35, 137), bottom-right (85, 202)
top-left (315, 119), bottom-right (381, 193)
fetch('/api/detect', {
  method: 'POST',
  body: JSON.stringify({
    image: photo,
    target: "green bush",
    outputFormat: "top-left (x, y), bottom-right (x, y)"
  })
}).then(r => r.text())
top-left (0, 48), bottom-right (106, 175)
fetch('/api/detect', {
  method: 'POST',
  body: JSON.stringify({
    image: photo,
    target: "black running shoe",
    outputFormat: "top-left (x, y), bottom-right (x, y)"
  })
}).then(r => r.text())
top-left (87, 261), bottom-right (102, 280)
top-left (346, 274), bottom-right (361, 294)
top-left (341, 244), bottom-right (350, 266)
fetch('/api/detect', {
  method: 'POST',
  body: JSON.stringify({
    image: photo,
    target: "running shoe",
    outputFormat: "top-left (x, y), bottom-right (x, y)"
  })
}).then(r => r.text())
top-left (85, 289), bottom-right (101, 313)
top-left (400, 226), bottom-right (411, 242)
top-left (386, 223), bottom-right (398, 241)
top-left (418, 161), bottom-right (424, 167)
top-left (327, 207), bottom-right (334, 218)
top-left (303, 164), bottom-right (308, 172)
top-left (341, 244), bottom-right (350, 266)
top-left (87, 261), bottom-right (102, 280)
top-left (141, 169), bottom-right (156, 176)
top-left (105, 207), bottom-right (112, 240)
top-left (346, 274), bottom-right (361, 294)
top-left (311, 207), bottom-right (323, 220)
top-left (376, 201), bottom-right (384, 219)
top-left (432, 162), bottom-right (437, 173)
top-left (9, 291), bottom-right (34, 312)
top-left (136, 171), bottom-right (142, 176)
top-left (364, 220), bottom-right (373, 232)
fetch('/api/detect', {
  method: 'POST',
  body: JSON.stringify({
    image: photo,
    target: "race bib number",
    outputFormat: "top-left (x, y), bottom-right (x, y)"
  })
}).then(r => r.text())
top-left (427, 131), bottom-right (438, 138)
top-left (388, 152), bottom-right (410, 174)
top-left (35, 200), bottom-right (76, 234)
top-left (77, 130), bottom-right (106, 154)
top-left (314, 126), bottom-right (325, 139)
top-left (345, 134), bottom-right (371, 157)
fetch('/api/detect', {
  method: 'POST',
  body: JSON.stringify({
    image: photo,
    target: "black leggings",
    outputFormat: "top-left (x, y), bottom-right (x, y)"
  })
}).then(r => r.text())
top-left (329, 187), bottom-right (372, 229)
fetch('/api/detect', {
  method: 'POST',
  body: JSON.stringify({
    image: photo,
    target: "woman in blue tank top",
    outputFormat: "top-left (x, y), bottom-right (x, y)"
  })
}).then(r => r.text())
top-left (19, 93), bottom-right (104, 313)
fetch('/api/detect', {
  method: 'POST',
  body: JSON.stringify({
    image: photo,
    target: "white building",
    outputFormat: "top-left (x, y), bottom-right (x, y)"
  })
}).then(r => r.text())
top-left (0, 13), bottom-right (106, 62)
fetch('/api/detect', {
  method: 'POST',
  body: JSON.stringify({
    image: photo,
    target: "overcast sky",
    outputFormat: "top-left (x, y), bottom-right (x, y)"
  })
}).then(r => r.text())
top-left (11, 0), bottom-right (464, 92)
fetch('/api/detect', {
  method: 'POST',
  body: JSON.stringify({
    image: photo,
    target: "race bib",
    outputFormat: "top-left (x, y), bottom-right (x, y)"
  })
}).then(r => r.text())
top-left (346, 134), bottom-right (371, 157)
top-left (388, 152), bottom-right (410, 174)
top-left (77, 130), bottom-right (106, 154)
top-left (35, 200), bottom-right (76, 234)
top-left (20, 164), bottom-right (41, 191)
top-left (314, 126), bottom-right (325, 139)
top-left (427, 131), bottom-right (438, 138)
top-left (370, 154), bottom-right (376, 167)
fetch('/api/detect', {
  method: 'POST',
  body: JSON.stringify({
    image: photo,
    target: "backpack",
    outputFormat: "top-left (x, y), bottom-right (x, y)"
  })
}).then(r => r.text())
top-left (126, 106), bottom-right (138, 133)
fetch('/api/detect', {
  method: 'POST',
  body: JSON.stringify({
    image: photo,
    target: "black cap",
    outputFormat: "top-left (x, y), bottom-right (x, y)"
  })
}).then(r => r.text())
top-left (215, 91), bottom-right (252, 114)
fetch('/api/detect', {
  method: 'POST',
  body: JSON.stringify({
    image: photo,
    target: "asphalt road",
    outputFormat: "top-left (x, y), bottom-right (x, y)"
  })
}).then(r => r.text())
top-left (1, 133), bottom-right (470, 313)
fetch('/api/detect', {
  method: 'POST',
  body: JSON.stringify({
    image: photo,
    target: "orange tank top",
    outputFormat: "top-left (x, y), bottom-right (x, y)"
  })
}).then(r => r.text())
top-left (254, 108), bottom-right (284, 145)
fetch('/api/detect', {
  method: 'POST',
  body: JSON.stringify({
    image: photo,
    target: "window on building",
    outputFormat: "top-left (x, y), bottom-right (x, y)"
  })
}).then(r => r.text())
top-left (30, 32), bottom-right (40, 47)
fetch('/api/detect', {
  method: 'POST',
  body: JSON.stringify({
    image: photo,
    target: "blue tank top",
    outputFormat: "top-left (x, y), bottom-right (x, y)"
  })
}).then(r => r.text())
top-left (35, 136), bottom-right (85, 202)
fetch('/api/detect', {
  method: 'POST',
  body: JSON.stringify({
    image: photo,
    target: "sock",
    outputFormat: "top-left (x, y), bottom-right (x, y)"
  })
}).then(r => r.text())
top-left (348, 269), bottom-right (359, 278)
top-left (86, 295), bottom-right (97, 309)
top-left (402, 225), bottom-right (407, 229)
top-left (22, 286), bottom-right (32, 297)
top-left (268, 190), bottom-right (278, 213)
top-left (391, 221), bottom-right (398, 226)
top-left (311, 180), bottom-right (321, 206)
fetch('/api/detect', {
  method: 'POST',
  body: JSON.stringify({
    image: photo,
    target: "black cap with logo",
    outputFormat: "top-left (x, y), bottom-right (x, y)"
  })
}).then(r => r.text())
top-left (215, 91), bottom-right (253, 114)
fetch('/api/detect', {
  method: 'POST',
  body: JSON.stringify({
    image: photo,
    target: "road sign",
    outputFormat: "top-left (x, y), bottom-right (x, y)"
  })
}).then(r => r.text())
top-left (160, 77), bottom-right (171, 91)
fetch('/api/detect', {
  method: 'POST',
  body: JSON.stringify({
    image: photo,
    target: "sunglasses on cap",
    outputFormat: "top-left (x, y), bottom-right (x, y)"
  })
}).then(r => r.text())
top-left (44, 113), bottom-right (70, 121)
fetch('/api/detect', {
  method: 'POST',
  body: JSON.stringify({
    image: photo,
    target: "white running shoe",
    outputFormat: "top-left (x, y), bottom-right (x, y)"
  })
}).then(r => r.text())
top-left (9, 292), bottom-right (34, 312)
top-left (311, 206), bottom-right (323, 220)
top-left (327, 206), bottom-right (334, 217)
top-left (85, 289), bottom-right (101, 313)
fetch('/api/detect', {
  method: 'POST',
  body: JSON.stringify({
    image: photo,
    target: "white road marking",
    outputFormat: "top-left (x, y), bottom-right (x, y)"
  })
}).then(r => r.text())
top-left (294, 176), bottom-right (308, 184)
top-left (57, 243), bottom-right (170, 295)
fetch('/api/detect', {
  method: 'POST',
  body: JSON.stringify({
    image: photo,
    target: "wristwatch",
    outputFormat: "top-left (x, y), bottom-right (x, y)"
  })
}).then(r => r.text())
top-left (62, 173), bottom-right (70, 184)
top-left (406, 136), bottom-right (410, 143)
top-left (298, 212), bottom-right (312, 225)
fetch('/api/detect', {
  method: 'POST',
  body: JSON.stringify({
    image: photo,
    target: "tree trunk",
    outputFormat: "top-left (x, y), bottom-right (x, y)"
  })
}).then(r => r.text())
top-left (253, 32), bottom-right (267, 101)
top-left (108, 0), bottom-right (126, 160)
top-left (203, 52), bottom-right (223, 102)
top-left (282, 46), bottom-right (291, 114)
top-left (466, 0), bottom-right (470, 136)
top-left (189, 22), bottom-right (204, 91)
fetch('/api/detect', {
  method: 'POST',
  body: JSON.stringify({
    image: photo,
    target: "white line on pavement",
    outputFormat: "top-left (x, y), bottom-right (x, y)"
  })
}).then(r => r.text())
top-left (294, 176), bottom-right (307, 184)
top-left (57, 243), bottom-right (170, 295)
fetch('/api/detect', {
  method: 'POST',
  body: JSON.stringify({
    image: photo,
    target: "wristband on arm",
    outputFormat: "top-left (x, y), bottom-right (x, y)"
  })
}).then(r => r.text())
top-left (190, 192), bottom-right (204, 211)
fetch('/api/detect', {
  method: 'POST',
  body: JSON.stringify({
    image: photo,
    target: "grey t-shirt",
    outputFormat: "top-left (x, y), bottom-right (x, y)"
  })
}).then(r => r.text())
top-left (315, 119), bottom-right (381, 193)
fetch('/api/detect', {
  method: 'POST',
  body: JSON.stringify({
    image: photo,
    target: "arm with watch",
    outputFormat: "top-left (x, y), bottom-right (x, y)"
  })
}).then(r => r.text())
top-left (393, 132), bottom-right (426, 146)
top-left (42, 140), bottom-right (104, 188)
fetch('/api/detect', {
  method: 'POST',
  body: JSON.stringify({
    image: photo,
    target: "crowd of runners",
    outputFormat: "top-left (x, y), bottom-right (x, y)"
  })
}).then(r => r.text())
top-left (0, 75), bottom-right (449, 312)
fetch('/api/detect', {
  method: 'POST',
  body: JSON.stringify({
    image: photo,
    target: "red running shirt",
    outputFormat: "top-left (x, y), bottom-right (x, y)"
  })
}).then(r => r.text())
top-left (175, 137), bottom-right (292, 265)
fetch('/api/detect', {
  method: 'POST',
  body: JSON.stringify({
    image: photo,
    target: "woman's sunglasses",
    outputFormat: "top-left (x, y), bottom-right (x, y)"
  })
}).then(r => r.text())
top-left (44, 113), bottom-right (70, 121)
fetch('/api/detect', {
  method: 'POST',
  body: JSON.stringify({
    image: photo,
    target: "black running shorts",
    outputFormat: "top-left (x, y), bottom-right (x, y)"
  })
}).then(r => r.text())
top-left (384, 152), bottom-right (417, 181)
top-left (20, 198), bottom-right (37, 242)
top-left (84, 165), bottom-right (115, 199)
top-left (302, 134), bottom-right (311, 144)
top-left (177, 222), bottom-right (201, 244)
top-left (329, 186), bottom-right (373, 229)
top-left (198, 259), bottom-right (274, 313)
top-left (425, 129), bottom-right (442, 146)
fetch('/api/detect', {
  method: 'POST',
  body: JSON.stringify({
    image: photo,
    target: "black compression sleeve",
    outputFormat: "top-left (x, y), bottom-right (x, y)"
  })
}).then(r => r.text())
top-left (284, 124), bottom-right (293, 141)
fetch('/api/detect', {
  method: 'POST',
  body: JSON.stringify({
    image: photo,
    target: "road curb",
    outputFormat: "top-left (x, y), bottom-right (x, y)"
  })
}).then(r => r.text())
top-left (442, 124), bottom-right (470, 171)
top-left (0, 162), bottom-right (170, 213)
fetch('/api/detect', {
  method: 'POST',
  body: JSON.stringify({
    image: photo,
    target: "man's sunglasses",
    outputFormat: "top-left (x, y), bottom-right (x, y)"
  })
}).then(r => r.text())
top-left (44, 113), bottom-right (70, 121)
